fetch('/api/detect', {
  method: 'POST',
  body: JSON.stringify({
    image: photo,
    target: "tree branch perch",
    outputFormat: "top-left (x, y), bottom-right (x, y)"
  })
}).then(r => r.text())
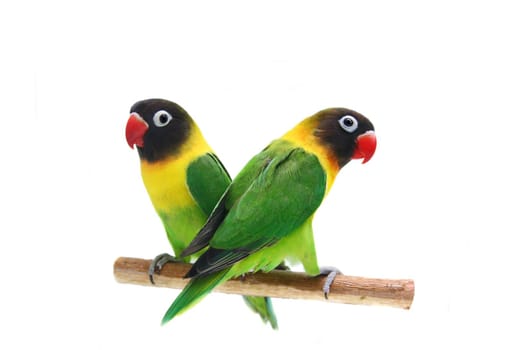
top-left (114, 257), bottom-right (414, 309)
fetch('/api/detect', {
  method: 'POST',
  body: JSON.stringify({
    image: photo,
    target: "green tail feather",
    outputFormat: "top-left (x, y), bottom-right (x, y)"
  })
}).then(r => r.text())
top-left (243, 296), bottom-right (278, 330)
top-left (161, 270), bottom-right (229, 325)
top-left (161, 271), bottom-right (279, 329)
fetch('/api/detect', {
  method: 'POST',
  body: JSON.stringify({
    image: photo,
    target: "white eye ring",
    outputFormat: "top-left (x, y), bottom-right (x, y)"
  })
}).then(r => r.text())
top-left (153, 110), bottom-right (173, 127)
top-left (338, 115), bottom-right (358, 133)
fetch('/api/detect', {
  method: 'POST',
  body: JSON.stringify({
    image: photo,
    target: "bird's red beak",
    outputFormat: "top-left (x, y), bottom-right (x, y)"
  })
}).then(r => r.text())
top-left (352, 131), bottom-right (377, 164)
top-left (125, 113), bottom-right (149, 149)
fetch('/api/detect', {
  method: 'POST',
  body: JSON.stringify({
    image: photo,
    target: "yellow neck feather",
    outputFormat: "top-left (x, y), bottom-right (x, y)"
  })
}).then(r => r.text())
top-left (140, 123), bottom-right (213, 211)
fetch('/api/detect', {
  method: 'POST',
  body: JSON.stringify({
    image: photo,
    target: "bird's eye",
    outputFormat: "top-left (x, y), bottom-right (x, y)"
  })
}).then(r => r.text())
top-left (153, 110), bottom-right (173, 127)
top-left (338, 115), bottom-right (358, 133)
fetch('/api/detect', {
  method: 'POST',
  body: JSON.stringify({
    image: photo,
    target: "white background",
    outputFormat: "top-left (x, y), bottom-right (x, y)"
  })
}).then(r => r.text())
top-left (1, 1), bottom-right (528, 349)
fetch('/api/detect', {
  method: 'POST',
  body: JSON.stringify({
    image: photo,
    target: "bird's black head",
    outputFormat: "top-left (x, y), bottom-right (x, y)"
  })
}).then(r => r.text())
top-left (126, 98), bottom-right (193, 162)
top-left (313, 108), bottom-right (376, 168)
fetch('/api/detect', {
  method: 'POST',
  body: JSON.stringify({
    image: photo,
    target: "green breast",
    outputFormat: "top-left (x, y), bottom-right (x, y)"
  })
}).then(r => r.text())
top-left (158, 206), bottom-right (208, 260)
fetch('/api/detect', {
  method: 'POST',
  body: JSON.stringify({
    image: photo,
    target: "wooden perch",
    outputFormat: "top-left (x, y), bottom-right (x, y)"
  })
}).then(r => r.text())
top-left (114, 257), bottom-right (414, 309)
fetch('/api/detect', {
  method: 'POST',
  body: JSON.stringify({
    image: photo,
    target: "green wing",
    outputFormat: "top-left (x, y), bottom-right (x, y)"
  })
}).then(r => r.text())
top-left (185, 140), bottom-right (326, 277)
top-left (181, 147), bottom-right (274, 257)
top-left (186, 153), bottom-right (231, 215)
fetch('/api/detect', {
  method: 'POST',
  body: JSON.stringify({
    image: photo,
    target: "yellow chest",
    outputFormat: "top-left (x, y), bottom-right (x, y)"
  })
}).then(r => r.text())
top-left (141, 158), bottom-right (195, 211)
top-left (140, 131), bottom-right (212, 212)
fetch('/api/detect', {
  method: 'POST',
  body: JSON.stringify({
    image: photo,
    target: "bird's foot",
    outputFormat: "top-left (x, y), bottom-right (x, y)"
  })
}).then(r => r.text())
top-left (149, 253), bottom-right (181, 284)
top-left (319, 266), bottom-right (342, 299)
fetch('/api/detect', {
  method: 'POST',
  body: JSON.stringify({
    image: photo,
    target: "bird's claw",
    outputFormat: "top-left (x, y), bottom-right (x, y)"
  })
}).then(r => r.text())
top-left (148, 253), bottom-right (180, 284)
top-left (319, 266), bottom-right (342, 299)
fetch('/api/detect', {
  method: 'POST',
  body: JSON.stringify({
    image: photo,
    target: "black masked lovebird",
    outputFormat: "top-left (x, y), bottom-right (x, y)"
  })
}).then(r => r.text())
top-left (125, 98), bottom-right (277, 328)
top-left (161, 107), bottom-right (377, 324)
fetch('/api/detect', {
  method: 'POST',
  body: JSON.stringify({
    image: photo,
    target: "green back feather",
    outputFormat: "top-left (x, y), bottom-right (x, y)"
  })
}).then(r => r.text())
top-left (212, 145), bottom-right (326, 249)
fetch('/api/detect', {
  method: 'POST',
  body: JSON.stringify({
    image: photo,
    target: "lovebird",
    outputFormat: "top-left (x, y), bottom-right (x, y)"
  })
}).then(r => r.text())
top-left (125, 98), bottom-right (277, 329)
top-left (162, 107), bottom-right (377, 324)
